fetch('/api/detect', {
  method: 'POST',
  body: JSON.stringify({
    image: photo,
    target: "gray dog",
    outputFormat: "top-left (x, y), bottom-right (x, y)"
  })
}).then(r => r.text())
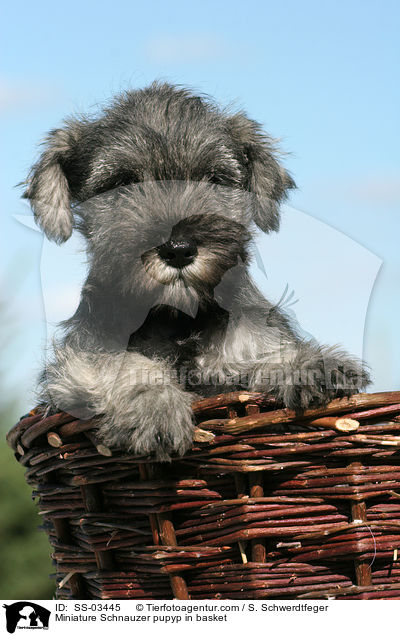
top-left (24, 82), bottom-right (369, 460)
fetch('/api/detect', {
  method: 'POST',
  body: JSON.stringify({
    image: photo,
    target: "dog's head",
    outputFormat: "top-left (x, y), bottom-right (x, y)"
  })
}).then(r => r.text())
top-left (24, 82), bottom-right (295, 304)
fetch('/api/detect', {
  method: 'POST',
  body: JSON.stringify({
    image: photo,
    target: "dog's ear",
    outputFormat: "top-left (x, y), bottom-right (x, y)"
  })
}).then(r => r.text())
top-left (23, 121), bottom-right (81, 243)
top-left (226, 112), bottom-right (296, 232)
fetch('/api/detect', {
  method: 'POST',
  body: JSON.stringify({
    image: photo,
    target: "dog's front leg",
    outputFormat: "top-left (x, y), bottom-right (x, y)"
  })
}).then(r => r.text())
top-left (40, 346), bottom-right (196, 460)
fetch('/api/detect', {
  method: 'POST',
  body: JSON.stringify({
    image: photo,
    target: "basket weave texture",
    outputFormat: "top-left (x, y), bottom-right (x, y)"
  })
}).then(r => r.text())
top-left (7, 390), bottom-right (400, 600)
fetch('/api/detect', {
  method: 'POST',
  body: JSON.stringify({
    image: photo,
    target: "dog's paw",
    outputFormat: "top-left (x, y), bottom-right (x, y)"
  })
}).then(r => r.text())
top-left (97, 385), bottom-right (196, 461)
top-left (252, 344), bottom-right (371, 412)
top-left (291, 355), bottom-right (369, 411)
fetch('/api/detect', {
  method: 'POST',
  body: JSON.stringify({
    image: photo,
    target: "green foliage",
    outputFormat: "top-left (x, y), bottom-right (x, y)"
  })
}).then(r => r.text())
top-left (0, 408), bottom-right (55, 600)
top-left (0, 276), bottom-right (55, 599)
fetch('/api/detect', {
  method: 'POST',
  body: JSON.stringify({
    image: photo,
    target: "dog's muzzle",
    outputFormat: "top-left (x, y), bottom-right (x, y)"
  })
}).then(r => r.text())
top-left (157, 238), bottom-right (198, 269)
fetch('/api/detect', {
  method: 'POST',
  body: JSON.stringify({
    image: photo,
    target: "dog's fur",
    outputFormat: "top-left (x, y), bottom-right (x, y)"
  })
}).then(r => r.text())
top-left (24, 82), bottom-right (370, 460)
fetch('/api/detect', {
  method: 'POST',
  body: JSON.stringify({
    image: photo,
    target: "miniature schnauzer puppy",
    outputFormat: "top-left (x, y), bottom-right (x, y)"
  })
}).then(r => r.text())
top-left (24, 82), bottom-right (369, 460)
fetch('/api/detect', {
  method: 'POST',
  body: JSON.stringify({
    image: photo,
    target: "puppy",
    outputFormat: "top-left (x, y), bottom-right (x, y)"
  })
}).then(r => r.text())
top-left (24, 82), bottom-right (370, 459)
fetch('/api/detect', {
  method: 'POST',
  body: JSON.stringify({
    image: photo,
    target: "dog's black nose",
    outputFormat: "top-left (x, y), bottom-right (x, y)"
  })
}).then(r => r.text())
top-left (157, 239), bottom-right (198, 268)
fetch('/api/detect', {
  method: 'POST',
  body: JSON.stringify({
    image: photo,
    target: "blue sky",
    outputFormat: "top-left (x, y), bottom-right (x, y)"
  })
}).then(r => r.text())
top-left (1, 0), bottom-right (399, 411)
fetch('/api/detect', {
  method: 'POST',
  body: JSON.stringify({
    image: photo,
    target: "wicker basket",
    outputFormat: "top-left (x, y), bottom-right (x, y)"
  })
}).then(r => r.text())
top-left (7, 390), bottom-right (400, 600)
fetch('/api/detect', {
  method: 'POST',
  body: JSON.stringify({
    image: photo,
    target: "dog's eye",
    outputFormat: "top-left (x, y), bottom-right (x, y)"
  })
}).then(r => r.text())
top-left (112, 171), bottom-right (140, 188)
top-left (207, 168), bottom-right (241, 187)
top-left (208, 172), bottom-right (225, 185)
top-left (95, 171), bottom-right (141, 194)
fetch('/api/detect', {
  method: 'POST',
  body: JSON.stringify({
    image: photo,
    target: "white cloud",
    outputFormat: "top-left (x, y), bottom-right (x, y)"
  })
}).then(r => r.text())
top-left (311, 175), bottom-right (400, 207)
top-left (0, 77), bottom-right (63, 113)
top-left (144, 34), bottom-right (229, 63)
top-left (346, 176), bottom-right (400, 206)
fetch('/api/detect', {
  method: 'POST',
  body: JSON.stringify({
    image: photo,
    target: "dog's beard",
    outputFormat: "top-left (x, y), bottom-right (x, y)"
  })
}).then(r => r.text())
top-left (138, 245), bottom-right (246, 316)
top-left (139, 246), bottom-right (236, 316)
top-left (157, 280), bottom-right (200, 316)
top-left (142, 246), bottom-right (225, 289)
